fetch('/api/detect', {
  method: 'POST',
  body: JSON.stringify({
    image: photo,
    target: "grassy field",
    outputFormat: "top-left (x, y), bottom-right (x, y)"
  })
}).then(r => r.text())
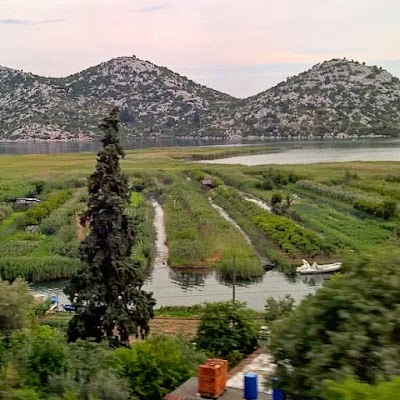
top-left (0, 147), bottom-right (399, 281)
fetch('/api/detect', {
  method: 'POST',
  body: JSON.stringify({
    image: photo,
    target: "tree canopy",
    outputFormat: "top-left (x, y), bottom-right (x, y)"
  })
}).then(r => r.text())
top-left (268, 250), bottom-right (400, 399)
top-left (0, 278), bottom-right (33, 333)
top-left (195, 301), bottom-right (259, 365)
top-left (65, 107), bottom-right (155, 347)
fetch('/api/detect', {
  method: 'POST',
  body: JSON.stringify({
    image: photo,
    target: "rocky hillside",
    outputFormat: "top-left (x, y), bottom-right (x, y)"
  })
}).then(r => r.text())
top-left (221, 59), bottom-right (400, 139)
top-left (0, 57), bottom-right (399, 141)
top-left (0, 56), bottom-right (232, 141)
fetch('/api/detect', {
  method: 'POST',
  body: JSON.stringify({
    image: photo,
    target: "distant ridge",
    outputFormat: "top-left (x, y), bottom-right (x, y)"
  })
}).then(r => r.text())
top-left (0, 56), bottom-right (399, 141)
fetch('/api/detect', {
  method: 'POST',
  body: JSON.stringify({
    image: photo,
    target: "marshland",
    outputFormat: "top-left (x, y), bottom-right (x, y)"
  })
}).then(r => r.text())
top-left (1, 144), bottom-right (400, 308)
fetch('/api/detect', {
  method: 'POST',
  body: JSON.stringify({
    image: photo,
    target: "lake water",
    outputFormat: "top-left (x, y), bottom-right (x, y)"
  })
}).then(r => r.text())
top-left (199, 138), bottom-right (400, 165)
top-left (2, 137), bottom-right (400, 158)
top-left (25, 137), bottom-right (400, 309)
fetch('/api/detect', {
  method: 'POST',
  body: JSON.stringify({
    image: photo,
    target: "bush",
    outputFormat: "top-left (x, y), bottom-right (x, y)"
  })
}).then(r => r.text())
top-left (0, 278), bottom-right (33, 333)
top-left (7, 326), bottom-right (69, 389)
top-left (271, 192), bottom-right (283, 205)
top-left (265, 295), bottom-right (295, 324)
top-left (24, 191), bottom-right (71, 226)
top-left (262, 177), bottom-right (275, 190)
top-left (114, 336), bottom-right (205, 400)
top-left (253, 213), bottom-right (332, 257)
top-left (353, 199), bottom-right (397, 219)
top-left (323, 377), bottom-right (400, 400)
top-left (268, 250), bottom-right (400, 399)
top-left (0, 204), bottom-right (13, 222)
top-left (195, 301), bottom-right (259, 366)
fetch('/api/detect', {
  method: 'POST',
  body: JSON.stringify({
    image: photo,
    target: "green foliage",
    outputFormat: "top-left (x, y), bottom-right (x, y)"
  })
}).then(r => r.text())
top-left (353, 199), bottom-right (397, 219)
top-left (296, 180), bottom-right (374, 204)
top-left (114, 336), bottom-right (205, 400)
top-left (163, 176), bottom-right (263, 278)
top-left (1, 328), bottom-right (131, 399)
top-left (0, 255), bottom-right (79, 282)
top-left (155, 304), bottom-right (205, 319)
top-left (268, 250), bottom-right (400, 399)
top-left (0, 278), bottom-right (33, 333)
top-left (195, 301), bottom-right (259, 365)
top-left (24, 191), bottom-right (71, 226)
top-left (323, 377), bottom-right (400, 400)
top-left (262, 177), bottom-right (275, 190)
top-left (8, 326), bottom-right (69, 389)
top-left (213, 187), bottom-right (293, 271)
top-left (271, 192), bottom-right (283, 205)
top-left (127, 192), bottom-right (156, 273)
top-left (190, 169), bottom-right (206, 182)
top-left (0, 204), bottom-right (13, 223)
top-left (40, 190), bottom-right (84, 236)
top-left (27, 181), bottom-right (45, 198)
top-left (253, 213), bottom-right (333, 257)
top-left (293, 202), bottom-right (393, 252)
top-left (66, 108), bottom-right (155, 347)
top-left (265, 295), bottom-right (295, 323)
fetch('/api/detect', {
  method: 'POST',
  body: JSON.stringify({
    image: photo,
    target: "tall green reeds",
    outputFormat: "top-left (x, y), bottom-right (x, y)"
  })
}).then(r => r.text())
top-left (0, 255), bottom-right (79, 282)
top-left (162, 175), bottom-right (263, 278)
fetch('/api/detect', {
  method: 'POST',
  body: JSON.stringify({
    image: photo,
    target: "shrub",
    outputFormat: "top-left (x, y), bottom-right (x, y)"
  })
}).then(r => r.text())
top-left (0, 204), bottom-right (13, 222)
top-left (268, 251), bottom-right (400, 399)
top-left (195, 301), bottom-right (259, 366)
top-left (271, 192), bottom-right (283, 205)
top-left (262, 177), bottom-right (275, 190)
top-left (253, 213), bottom-right (332, 257)
top-left (323, 377), bottom-right (400, 400)
top-left (114, 336), bottom-right (205, 400)
top-left (353, 199), bottom-right (397, 219)
top-left (0, 278), bottom-right (33, 333)
top-left (24, 191), bottom-right (71, 226)
top-left (265, 295), bottom-right (295, 324)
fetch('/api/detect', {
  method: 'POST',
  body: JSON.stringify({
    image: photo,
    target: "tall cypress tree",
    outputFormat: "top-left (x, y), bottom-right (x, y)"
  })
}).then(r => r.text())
top-left (66, 107), bottom-right (155, 347)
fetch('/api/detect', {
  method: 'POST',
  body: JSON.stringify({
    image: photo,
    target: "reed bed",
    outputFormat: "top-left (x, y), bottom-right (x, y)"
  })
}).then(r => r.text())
top-left (0, 255), bottom-right (79, 282)
top-left (162, 175), bottom-right (263, 278)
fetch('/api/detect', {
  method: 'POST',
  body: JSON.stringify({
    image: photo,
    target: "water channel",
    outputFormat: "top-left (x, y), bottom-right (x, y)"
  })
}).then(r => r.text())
top-left (17, 137), bottom-right (400, 310)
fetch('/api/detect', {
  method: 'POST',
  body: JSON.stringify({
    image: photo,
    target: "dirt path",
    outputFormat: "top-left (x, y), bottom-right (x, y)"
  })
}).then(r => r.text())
top-left (76, 215), bottom-right (86, 241)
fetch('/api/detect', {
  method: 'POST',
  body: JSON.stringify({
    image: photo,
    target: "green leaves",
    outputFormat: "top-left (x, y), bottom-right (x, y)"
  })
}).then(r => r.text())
top-left (268, 250), bottom-right (400, 399)
top-left (323, 377), bottom-right (400, 400)
top-left (195, 301), bottom-right (259, 366)
top-left (66, 108), bottom-right (155, 347)
top-left (114, 336), bottom-right (205, 400)
top-left (0, 278), bottom-right (33, 333)
top-left (253, 212), bottom-right (328, 257)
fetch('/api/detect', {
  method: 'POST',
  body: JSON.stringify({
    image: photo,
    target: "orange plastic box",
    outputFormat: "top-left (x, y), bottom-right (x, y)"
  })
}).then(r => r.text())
top-left (198, 359), bottom-right (228, 399)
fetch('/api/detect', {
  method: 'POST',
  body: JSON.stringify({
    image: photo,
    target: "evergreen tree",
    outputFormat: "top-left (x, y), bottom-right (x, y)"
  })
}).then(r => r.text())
top-left (65, 107), bottom-right (155, 347)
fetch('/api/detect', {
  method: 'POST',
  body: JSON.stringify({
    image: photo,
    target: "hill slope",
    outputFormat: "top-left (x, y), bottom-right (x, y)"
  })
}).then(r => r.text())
top-left (0, 57), bottom-right (399, 141)
top-left (221, 59), bottom-right (400, 139)
top-left (0, 56), bottom-right (233, 141)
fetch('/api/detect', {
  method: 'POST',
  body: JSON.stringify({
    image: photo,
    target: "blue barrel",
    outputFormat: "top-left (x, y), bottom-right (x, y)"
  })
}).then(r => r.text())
top-left (271, 377), bottom-right (286, 400)
top-left (272, 388), bottom-right (286, 400)
top-left (244, 372), bottom-right (258, 400)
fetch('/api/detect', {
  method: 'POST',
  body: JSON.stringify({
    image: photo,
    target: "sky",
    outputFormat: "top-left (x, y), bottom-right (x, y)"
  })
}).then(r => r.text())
top-left (0, 0), bottom-right (399, 98)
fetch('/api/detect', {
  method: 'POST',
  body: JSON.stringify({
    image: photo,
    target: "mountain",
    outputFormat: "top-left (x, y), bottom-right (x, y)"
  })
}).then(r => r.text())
top-left (0, 56), bottom-right (233, 141)
top-left (0, 57), bottom-right (399, 141)
top-left (221, 58), bottom-right (400, 139)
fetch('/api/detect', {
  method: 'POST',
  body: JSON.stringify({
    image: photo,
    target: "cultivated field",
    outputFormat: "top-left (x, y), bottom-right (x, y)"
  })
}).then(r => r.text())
top-left (0, 146), bottom-right (399, 282)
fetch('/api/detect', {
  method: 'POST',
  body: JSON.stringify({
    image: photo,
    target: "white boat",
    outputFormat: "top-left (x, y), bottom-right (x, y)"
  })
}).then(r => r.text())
top-left (296, 259), bottom-right (342, 274)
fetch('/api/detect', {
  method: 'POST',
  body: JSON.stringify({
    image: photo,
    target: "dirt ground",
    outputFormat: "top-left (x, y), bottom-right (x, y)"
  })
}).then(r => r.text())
top-left (149, 318), bottom-right (199, 339)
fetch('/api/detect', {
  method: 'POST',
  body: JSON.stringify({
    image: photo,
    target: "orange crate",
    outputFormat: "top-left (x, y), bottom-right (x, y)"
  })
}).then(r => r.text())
top-left (198, 359), bottom-right (228, 398)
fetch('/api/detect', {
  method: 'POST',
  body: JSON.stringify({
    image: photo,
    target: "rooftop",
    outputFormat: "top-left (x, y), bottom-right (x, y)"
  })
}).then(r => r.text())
top-left (165, 348), bottom-right (275, 400)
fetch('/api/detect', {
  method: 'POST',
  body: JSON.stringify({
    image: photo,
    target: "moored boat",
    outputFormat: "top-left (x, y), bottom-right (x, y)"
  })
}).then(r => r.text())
top-left (296, 259), bottom-right (342, 274)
